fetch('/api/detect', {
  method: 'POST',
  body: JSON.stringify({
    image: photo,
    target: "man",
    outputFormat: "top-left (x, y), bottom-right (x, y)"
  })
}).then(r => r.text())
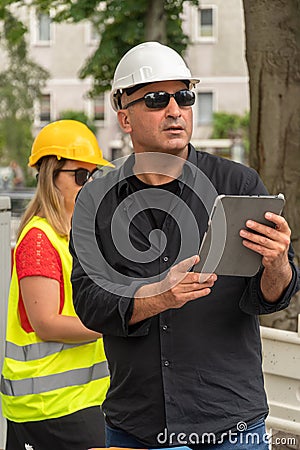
top-left (10, 160), bottom-right (25, 189)
top-left (70, 42), bottom-right (299, 449)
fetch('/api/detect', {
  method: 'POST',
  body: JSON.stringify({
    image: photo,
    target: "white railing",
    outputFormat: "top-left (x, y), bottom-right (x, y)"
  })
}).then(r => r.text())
top-left (261, 316), bottom-right (300, 435)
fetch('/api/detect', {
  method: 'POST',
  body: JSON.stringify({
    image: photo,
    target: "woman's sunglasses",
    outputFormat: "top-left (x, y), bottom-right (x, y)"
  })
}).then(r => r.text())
top-left (122, 89), bottom-right (195, 110)
top-left (55, 168), bottom-right (99, 186)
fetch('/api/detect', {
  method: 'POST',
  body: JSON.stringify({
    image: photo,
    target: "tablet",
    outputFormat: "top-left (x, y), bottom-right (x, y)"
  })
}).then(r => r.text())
top-left (193, 194), bottom-right (285, 277)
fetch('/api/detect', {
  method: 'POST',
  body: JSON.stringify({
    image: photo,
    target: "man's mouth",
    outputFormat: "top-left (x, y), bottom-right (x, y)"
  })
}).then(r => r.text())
top-left (165, 125), bottom-right (184, 132)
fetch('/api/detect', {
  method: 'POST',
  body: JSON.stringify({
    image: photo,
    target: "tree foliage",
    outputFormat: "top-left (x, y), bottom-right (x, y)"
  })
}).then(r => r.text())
top-left (0, 11), bottom-right (48, 118)
top-left (211, 112), bottom-right (250, 152)
top-left (211, 112), bottom-right (249, 139)
top-left (79, 0), bottom-right (199, 96)
top-left (0, 117), bottom-right (33, 168)
top-left (59, 110), bottom-right (97, 134)
top-left (0, 9), bottom-right (49, 168)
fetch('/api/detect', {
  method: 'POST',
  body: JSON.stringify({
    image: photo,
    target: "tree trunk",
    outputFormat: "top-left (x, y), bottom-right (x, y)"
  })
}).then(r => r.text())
top-left (145, 0), bottom-right (167, 42)
top-left (243, 0), bottom-right (300, 330)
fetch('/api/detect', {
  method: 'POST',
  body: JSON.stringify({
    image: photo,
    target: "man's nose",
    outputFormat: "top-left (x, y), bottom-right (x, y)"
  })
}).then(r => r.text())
top-left (165, 96), bottom-right (181, 117)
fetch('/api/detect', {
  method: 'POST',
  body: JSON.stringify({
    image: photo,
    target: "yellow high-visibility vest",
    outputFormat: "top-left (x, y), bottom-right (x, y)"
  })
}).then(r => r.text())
top-left (1, 216), bottom-right (109, 422)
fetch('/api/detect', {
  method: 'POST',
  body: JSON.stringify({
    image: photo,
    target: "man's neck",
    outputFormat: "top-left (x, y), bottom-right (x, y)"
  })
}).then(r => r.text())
top-left (133, 148), bottom-right (188, 186)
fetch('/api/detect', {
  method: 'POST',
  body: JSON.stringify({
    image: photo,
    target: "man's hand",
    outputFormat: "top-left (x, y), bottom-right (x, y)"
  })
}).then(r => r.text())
top-left (239, 212), bottom-right (292, 302)
top-left (130, 255), bottom-right (217, 324)
top-left (158, 255), bottom-right (217, 309)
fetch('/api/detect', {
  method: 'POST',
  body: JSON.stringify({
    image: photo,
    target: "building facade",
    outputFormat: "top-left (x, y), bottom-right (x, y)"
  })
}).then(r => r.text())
top-left (184, 0), bottom-right (249, 141)
top-left (2, 0), bottom-right (249, 162)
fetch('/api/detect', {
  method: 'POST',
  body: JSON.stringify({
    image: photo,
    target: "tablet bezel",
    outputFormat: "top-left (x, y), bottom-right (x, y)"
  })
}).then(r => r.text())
top-left (193, 194), bottom-right (285, 277)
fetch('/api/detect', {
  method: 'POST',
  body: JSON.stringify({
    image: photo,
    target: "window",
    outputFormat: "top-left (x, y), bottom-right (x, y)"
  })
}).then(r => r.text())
top-left (37, 13), bottom-right (51, 42)
top-left (30, 9), bottom-right (53, 46)
top-left (94, 94), bottom-right (105, 121)
top-left (40, 94), bottom-right (51, 122)
top-left (197, 6), bottom-right (217, 41)
top-left (197, 92), bottom-right (213, 125)
top-left (200, 8), bottom-right (213, 37)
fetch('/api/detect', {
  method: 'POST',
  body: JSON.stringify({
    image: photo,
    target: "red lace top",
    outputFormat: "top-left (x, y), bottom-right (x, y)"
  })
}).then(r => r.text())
top-left (15, 227), bottom-right (65, 333)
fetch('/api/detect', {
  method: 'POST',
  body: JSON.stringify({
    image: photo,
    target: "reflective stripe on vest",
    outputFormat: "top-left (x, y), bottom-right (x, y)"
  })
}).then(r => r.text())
top-left (1, 360), bottom-right (108, 396)
top-left (5, 340), bottom-right (95, 362)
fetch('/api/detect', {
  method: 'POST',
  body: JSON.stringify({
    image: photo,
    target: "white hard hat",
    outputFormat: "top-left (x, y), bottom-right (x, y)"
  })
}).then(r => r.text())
top-left (110, 41), bottom-right (200, 111)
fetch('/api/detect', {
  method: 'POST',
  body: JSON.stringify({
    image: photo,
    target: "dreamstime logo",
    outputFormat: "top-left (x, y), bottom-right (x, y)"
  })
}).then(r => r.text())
top-left (156, 422), bottom-right (271, 446)
top-left (72, 152), bottom-right (228, 296)
top-left (236, 421), bottom-right (248, 432)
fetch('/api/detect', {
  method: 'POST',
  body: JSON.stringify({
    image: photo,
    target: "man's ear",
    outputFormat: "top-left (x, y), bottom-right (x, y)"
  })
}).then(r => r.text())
top-left (117, 110), bottom-right (132, 133)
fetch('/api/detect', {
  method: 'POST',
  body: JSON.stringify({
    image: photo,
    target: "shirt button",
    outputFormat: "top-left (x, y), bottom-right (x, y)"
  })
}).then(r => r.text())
top-left (162, 325), bottom-right (168, 331)
top-left (164, 360), bottom-right (170, 367)
top-left (163, 256), bottom-right (169, 262)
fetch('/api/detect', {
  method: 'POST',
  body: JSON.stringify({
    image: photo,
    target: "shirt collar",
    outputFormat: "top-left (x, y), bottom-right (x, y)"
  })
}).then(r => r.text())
top-left (116, 144), bottom-right (199, 197)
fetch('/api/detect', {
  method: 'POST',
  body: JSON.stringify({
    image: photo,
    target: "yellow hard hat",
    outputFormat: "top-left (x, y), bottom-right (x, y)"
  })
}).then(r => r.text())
top-left (29, 120), bottom-right (114, 167)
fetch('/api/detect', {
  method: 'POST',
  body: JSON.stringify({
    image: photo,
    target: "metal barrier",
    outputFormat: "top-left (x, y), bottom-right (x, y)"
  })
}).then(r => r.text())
top-left (0, 197), bottom-right (11, 449)
top-left (261, 316), bottom-right (300, 435)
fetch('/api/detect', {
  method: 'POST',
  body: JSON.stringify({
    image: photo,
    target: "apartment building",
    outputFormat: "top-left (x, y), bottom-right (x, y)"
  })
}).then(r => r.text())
top-left (185, 0), bottom-right (249, 139)
top-left (2, 0), bottom-right (249, 161)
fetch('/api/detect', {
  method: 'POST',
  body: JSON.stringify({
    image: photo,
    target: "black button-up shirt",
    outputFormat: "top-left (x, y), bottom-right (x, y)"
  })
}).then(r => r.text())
top-left (70, 146), bottom-right (299, 446)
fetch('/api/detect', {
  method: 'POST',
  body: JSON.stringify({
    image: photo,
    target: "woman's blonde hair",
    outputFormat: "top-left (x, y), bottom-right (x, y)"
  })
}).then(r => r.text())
top-left (17, 156), bottom-right (69, 240)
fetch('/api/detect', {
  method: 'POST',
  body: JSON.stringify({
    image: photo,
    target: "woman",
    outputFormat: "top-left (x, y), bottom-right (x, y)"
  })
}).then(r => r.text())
top-left (1, 120), bottom-right (113, 450)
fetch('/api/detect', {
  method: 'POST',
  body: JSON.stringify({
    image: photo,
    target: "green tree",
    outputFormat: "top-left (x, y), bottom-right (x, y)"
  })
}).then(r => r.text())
top-left (59, 110), bottom-right (96, 134)
top-left (0, 118), bottom-right (33, 167)
top-left (78, 0), bottom-right (199, 96)
top-left (0, 10), bottom-right (48, 173)
top-left (211, 112), bottom-right (250, 159)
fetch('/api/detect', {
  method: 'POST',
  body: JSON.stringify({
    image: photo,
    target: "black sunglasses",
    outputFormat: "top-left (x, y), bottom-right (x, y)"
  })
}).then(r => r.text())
top-left (55, 168), bottom-right (99, 186)
top-left (122, 89), bottom-right (195, 110)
